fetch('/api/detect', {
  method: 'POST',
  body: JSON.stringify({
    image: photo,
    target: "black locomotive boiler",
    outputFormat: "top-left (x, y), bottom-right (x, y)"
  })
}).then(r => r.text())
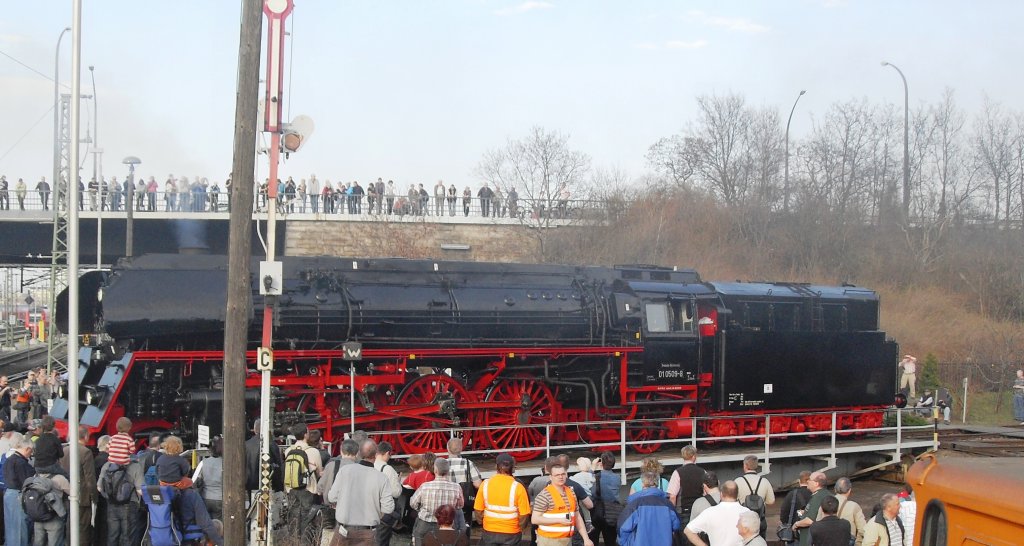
top-left (54, 254), bottom-right (899, 459)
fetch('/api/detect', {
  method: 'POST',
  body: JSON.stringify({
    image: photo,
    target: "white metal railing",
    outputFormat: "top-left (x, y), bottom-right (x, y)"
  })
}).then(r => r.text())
top-left (366, 406), bottom-right (938, 482)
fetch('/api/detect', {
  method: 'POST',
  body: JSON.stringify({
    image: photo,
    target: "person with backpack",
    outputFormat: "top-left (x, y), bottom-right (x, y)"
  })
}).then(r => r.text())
top-left (791, 473), bottom-right (833, 546)
top-left (24, 458), bottom-right (70, 546)
top-left (283, 425), bottom-right (323, 531)
top-left (138, 432), bottom-right (165, 488)
top-left (778, 472), bottom-right (812, 545)
top-left (98, 444), bottom-right (145, 546)
top-left (143, 438), bottom-right (222, 546)
top-left (735, 456), bottom-right (774, 539)
top-left (4, 435), bottom-right (34, 546)
top-left (688, 472), bottom-right (720, 522)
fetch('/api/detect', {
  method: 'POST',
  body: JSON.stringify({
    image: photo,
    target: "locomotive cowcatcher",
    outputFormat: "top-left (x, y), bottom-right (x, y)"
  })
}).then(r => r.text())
top-left (54, 254), bottom-right (898, 460)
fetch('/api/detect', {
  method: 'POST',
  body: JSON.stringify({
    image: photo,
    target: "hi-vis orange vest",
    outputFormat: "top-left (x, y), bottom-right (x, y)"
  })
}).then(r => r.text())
top-left (480, 475), bottom-right (527, 534)
top-left (537, 484), bottom-right (578, 539)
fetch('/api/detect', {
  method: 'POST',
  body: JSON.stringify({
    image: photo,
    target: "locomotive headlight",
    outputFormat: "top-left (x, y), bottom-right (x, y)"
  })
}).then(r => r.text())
top-left (85, 385), bottom-right (108, 406)
top-left (97, 288), bottom-right (103, 302)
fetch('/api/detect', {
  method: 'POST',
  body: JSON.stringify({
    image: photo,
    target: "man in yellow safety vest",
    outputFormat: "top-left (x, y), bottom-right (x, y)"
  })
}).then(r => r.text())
top-left (532, 462), bottom-right (594, 546)
top-left (474, 453), bottom-right (531, 546)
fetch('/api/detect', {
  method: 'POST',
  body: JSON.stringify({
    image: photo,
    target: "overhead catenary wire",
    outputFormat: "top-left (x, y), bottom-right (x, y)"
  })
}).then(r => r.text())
top-left (0, 48), bottom-right (69, 87)
top-left (0, 105), bottom-right (56, 164)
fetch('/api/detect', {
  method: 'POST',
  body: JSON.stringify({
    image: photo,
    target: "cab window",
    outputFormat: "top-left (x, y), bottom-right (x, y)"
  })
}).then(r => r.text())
top-left (645, 303), bottom-right (670, 333)
top-left (645, 300), bottom-right (694, 333)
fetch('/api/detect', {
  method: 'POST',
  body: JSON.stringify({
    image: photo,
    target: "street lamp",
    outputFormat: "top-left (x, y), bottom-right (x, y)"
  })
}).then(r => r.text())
top-left (52, 27), bottom-right (71, 213)
top-left (881, 61), bottom-right (910, 224)
top-left (122, 156), bottom-right (141, 257)
top-left (89, 65), bottom-right (102, 269)
top-left (784, 89), bottom-right (806, 213)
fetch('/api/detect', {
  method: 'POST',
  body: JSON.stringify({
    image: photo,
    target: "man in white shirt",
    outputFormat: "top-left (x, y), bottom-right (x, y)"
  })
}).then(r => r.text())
top-left (899, 355), bottom-right (917, 399)
top-left (683, 481), bottom-right (751, 546)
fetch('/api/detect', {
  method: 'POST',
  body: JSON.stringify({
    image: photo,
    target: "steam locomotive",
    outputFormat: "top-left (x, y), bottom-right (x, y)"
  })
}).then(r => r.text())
top-left (54, 254), bottom-right (898, 460)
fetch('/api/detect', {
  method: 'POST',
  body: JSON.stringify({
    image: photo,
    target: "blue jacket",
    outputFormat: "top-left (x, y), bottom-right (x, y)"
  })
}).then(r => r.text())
top-left (617, 487), bottom-right (680, 546)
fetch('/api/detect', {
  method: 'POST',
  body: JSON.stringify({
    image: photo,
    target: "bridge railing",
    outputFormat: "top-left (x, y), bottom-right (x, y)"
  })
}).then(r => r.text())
top-left (2, 189), bottom-right (627, 224)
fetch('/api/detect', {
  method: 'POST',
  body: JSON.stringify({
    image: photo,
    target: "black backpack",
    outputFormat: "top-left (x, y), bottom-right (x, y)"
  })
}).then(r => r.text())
top-left (22, 475), bottom-right (64, 522)
top-left (740, 475), bottom-right (768, 534)
top-left (103, 464), bottom-right (136, 505)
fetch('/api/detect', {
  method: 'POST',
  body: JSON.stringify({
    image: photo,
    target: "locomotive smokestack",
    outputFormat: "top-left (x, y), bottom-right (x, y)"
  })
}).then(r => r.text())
top-left (173, 219), bottom-right (209, 254)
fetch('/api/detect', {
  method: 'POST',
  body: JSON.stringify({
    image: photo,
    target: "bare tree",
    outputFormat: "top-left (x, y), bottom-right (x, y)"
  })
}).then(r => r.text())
top-left (974, 96), bottom-right (1018, 226)
top-left (477, 126), bottom-right (591, 259)
top-left (645, 134), bottom-right (701, 189)
top-left (692, 93), bottom-right (753, 205)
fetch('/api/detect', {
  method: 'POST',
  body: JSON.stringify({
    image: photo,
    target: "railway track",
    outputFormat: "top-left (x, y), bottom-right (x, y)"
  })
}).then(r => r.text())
top-left (0, 343), bottom-right (64, 378)
top-left (927, 428), bottom-right (1024, 457)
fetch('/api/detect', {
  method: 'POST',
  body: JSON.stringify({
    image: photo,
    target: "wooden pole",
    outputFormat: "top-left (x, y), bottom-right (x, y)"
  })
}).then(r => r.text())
top-left (223, 1), bottom-right (262, 545)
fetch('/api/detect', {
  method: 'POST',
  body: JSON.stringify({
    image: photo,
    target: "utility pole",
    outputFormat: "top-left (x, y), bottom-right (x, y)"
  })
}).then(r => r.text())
top-left (223, 1), bottom-right (262, 545)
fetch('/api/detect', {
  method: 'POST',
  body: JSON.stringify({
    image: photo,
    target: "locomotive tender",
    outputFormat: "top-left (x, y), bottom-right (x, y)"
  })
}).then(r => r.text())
top-left (55, 254), bottom-right (898, 460)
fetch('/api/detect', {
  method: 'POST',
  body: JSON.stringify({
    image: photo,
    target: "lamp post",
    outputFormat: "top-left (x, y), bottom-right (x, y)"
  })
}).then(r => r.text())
top-left (89, 65), bottom-right (102, 269)
top-left (122, 156), bottom-right (141, 257)
top-left (784, 89), bottom-right (806, 213)
top-left (52, 27), bottom-right (71, 212)
top-left (882, 61), bottom-right (910, 224)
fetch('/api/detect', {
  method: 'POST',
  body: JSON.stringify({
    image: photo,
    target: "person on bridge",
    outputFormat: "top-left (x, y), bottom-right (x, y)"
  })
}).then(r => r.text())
top-left (35, 177), bottom-right (50, 211)
top-left (15, 179), bottom-right (26, 210)
top-left (2, 175), bottom-right (11, 210)
top-left (474, 453), bottom-right (530, 546)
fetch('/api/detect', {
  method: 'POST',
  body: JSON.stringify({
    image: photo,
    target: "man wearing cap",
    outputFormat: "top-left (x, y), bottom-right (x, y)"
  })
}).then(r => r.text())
top-left (474, 453), bottom-right (531, 546)
top-left (898, 355), bottom-right (917, 399)
top-left (153, 436), bottom-right (223, 546)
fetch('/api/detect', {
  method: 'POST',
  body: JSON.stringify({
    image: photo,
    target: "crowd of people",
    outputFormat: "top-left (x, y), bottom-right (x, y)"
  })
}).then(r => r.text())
top-left (0, 174), bottom-right (582, 221)
top-left (0, 415), bottom-right (223, 546)
top-left (0, 411), bottom-right (925, 546)
top-left (247, 433), bottom-right (921, 546)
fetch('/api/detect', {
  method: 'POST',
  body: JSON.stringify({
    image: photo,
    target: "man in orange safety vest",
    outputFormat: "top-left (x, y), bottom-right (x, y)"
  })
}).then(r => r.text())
top-left (531, 462), bottom-right (594, 546)
top-left (474, 453), bottom-right (531, 546)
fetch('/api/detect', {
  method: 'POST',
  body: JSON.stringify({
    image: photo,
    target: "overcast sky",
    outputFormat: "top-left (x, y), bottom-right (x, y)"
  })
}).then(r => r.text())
top-left (2, 1), bottom-right (1023, 188)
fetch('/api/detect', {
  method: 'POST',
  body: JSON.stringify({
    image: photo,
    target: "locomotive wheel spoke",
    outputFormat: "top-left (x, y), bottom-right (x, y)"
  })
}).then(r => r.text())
top-left (483, 378), bottom-right (557, 462)
top-left (395, 374), bottom-right (472, 455)
top-left (627, 393), bottom-right (667, 454)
